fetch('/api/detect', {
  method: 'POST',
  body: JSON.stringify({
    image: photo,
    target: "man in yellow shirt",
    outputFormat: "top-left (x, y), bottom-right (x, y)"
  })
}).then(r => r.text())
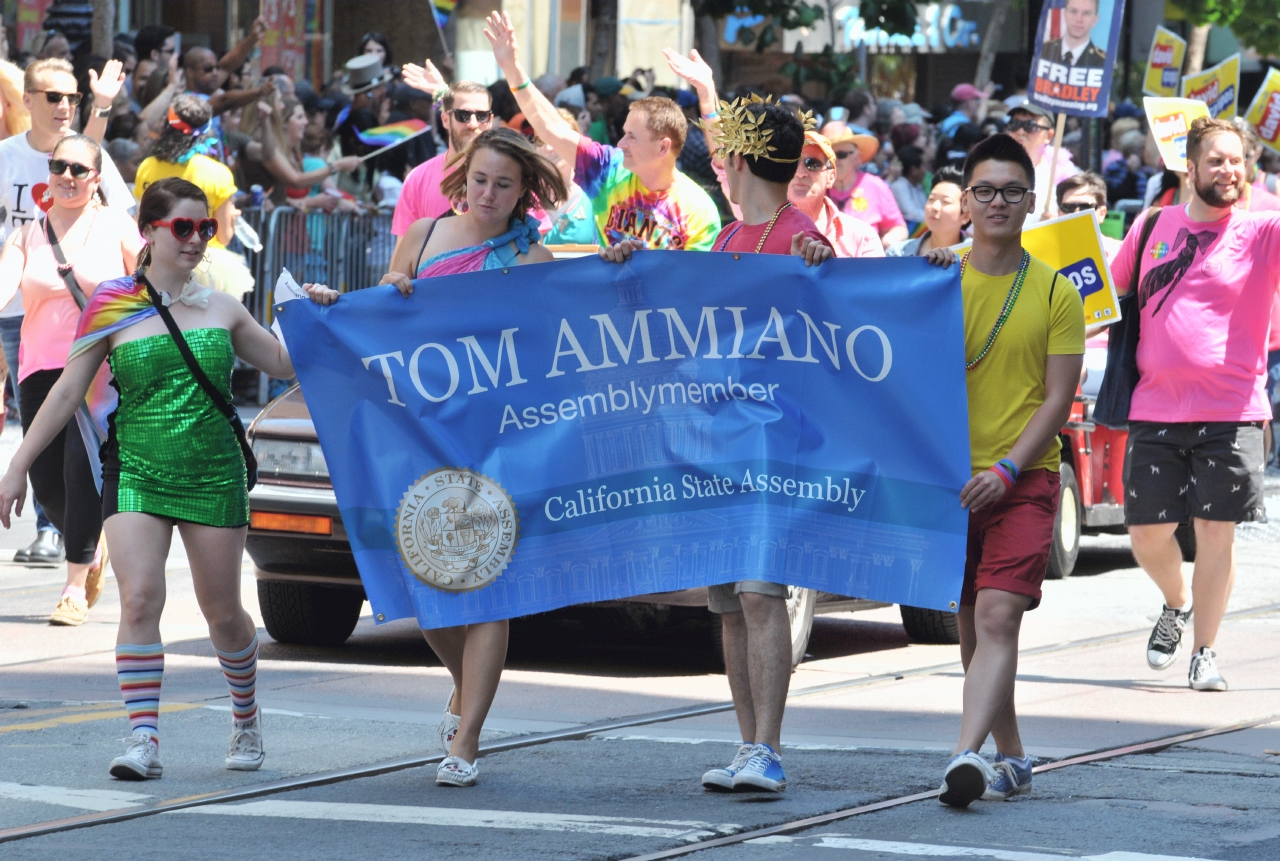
top-left (925, 133), bottom-right (1085, 807)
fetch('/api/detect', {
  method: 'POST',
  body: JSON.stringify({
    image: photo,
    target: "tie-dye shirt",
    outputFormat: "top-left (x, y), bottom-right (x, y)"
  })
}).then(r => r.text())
top-left (575, 138), bottom-right (720, 250)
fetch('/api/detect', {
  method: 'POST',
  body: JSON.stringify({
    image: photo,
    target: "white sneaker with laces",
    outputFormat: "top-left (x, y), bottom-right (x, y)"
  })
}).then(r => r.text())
top-left (1189, 647), bottom-right (1228, 692)
top-left (109, 730), bottom-right (163, 780)
top-left (439, 687), bottom-right (461, 752)
top-left (701, 743), bottom-right (754, 791)
top-left (226, 712), bottom-right (266, 771)
top-left (437, 755), bottom-right (479, 787)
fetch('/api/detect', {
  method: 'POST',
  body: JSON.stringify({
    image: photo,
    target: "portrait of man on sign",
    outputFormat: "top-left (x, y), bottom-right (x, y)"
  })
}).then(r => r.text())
top-left (1040, 0), bottom-right (1107, 68)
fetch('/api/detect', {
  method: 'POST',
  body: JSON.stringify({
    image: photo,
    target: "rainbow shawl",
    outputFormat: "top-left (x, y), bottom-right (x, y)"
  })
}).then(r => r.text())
top-left (69, 276), bottom-right (159, 488)
top-left (416, 215), bottom-right (541, 278)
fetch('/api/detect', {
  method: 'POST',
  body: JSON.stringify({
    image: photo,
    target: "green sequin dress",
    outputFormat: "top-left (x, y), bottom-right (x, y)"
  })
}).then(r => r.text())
top-left (105, 328), bottom-right (249, 527)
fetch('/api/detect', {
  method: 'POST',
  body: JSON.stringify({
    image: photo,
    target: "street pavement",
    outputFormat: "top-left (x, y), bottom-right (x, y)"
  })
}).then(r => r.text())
top-left (2, 415), bottom-right (1280, 860)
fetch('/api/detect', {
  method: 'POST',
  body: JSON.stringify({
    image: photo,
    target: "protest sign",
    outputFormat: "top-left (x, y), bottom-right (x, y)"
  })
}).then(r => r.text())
top-left (278, 254), bottom-right (972, 629)
top-left (1029, 0), bottom-right (1126, 118)
top-left (1181, 53), bottom-right (1240, 119)
top-left (1143, 25), bottom-right (1186, 98)
top-left (1244, 67), bottom-right (1280, 156)
top-left (1144, 97), bottom-right (1210, 173)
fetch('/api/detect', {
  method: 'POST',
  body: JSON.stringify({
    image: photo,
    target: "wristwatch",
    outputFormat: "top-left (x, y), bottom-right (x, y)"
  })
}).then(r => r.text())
top-left (92, 103), bottom-right (112, 118)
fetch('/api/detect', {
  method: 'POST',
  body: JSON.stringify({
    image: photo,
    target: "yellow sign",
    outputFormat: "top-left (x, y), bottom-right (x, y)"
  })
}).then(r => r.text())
top-left (954, 211), bottom-right (1122, 326)
top-left (1180, 53), bottom-right (1240, 119)
top-left (1244, 67), bottom-right (1280, 156)
top-left (1143, 26), bottom-right (1186, 98)
top-left (1144, 97), bottom-right (1210, 173)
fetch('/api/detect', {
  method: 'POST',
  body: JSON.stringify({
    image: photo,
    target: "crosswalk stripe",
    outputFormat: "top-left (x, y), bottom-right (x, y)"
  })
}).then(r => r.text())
top-left (750, 837), bottom-right (1225, 861)
top-left (0, 782), bottom-right (151, 812)
top-left (188, 800), bottom-right (737, 841)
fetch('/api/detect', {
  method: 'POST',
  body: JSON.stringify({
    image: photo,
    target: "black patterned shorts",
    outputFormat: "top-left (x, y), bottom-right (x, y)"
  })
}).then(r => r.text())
top-left (1124, 421), bottom-right (1266, 525)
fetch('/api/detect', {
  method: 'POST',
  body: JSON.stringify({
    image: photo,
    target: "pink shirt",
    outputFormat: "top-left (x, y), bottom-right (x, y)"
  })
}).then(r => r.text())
top-left (1112, 204), bottom-right (1280, 423)
top-left (812, 196), bottom-right (884, 258)
top-left (18, 208), bottom-right (138, 381)
top-left (391, 152), bottom-right (456, 236)
top-left (827, 172), bottom-right (906, 236)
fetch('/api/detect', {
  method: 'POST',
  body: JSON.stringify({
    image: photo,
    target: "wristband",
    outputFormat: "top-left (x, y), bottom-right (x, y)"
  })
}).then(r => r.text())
top-left (996, 458), bottom-right (1019, 481)
top-left (93, 103), bottom-right (113, 118)
top-left (989, 464), bottom-right (1015, 490)
top-left (513, 79), bottom-right (532, 92)
top-left (701, 110), bottom-right (719, 121)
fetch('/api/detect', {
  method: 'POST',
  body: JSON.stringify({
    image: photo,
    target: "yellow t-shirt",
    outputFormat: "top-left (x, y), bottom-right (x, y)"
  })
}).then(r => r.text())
top-left (133, 154), bottom-right (237, 247)
top-left (963, 253), bottom-right (1084, 476)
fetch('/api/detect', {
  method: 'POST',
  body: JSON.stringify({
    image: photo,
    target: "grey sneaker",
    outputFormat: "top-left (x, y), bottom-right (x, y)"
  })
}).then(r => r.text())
top-left (1189, 647), bottom-right (1227, 692)
top-left (226, 712), bottom-right (265, 770)
top-left (1147, 604), bottom-right (1192, 670)
top-left (701, 743), bottom-right (754, 791)
top-left (939, 750), bottom-right (995, 808)
top-left (109, 730), bottom-right (163, 780)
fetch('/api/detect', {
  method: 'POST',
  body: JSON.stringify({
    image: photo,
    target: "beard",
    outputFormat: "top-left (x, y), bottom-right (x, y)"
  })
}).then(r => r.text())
top-left (1194, 171), bottom-right (1245, 208)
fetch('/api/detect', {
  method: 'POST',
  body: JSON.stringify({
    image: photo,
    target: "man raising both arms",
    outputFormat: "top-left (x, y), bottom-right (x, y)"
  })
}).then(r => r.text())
top-left (924, 134), bottom-right (1084, 806)
top-left (484, 12), bottom-right (720, 250)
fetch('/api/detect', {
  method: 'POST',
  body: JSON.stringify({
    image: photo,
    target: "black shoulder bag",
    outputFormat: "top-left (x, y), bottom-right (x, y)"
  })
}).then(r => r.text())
top-left (138, 275), bottom-right (258, 490)
top-left (1092, 208), bottom-right (1162, 430)
top-left (44, 216), bottom-right (89, 311)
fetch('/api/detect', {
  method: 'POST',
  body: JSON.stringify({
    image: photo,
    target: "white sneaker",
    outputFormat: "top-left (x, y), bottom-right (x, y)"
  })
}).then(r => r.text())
top-left (110, 730), bottom-right (163, 780)
top-left (939, 750), bottom-right (995, 808)
top-left (437, 755), bottom-right (479, 787)
top-left (226, 712), bottom-right (265, 771)
top-left (438, 687), bottom-right (461, 752)
top-left (701, 743), bottom-right (754, 791)
top-left (1189, 647), bottom-right (1228, 692)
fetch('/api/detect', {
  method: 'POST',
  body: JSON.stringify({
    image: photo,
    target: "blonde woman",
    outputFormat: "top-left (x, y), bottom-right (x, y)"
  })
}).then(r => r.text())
top-left (0, 59), bottom-right (32, 139)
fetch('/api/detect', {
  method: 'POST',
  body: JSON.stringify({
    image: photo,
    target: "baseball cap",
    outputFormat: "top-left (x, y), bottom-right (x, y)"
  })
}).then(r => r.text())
top-left (802, 131), bottom-right (837, 166)
top-left (1007, 98), bottom-right (1055, 123)
top-left (951, 83), bottom-right (984, 102)
top-left (594, 76), bottom-right (623, 98)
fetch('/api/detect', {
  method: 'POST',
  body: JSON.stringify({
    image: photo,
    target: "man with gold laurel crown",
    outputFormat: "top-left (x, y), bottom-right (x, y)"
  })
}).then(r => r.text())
top-left (601, 93), bottom-right (833, 793)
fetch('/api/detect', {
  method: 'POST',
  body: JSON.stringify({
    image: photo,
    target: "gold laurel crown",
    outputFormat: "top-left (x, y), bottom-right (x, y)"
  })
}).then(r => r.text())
top-left (699, 94), bottom-right (817, 163)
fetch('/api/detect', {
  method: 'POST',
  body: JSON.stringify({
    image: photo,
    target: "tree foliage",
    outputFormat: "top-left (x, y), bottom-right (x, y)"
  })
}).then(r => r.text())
top-left (1169, 0), bottom-right (1280, 59)
top-left (693, 0), bottom-right (917, 53)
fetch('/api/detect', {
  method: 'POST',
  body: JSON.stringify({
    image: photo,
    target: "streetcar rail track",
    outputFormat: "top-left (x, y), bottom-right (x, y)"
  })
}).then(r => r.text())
top-left (2, 599), bottom-right (1278, 845)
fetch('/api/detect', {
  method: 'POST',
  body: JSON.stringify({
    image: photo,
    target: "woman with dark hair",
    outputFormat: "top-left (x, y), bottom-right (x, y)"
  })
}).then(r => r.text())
top-left (886, 165), bottom-right (969, 257)
top-left (0, 177), bottom-right (337, 781)
top-left (360, 32), bottom-right (393, 68)
top-left (380, 128), bottom-right (565, 788)
top-left (0, 133), bottom-right (142, 626)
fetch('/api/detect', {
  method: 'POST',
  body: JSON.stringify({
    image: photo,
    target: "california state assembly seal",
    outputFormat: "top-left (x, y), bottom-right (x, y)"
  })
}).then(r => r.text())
top-left (396, 468), bottom-right (518, 592)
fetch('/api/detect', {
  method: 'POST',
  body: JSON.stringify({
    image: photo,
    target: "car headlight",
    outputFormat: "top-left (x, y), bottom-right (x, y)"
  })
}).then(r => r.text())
top-left (252, 439), bottom-right (329, 480)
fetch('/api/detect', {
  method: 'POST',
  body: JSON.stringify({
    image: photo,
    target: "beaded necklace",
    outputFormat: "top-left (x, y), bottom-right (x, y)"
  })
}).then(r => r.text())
top-left (754, 201), bottom-right (792, 253)
top-left (961, 249), bottom-right (1030, 372)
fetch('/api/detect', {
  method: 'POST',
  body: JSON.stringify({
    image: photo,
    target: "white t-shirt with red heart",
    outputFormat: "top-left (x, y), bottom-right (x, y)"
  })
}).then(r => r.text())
top-left (0, 131), bottom-right (133, 318)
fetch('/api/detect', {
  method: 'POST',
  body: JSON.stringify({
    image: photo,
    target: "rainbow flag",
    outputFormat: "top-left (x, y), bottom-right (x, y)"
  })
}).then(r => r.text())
top-left (432, 0), bottom-right (455, 27)
top-left (353, 119), bottom-right (429, 149)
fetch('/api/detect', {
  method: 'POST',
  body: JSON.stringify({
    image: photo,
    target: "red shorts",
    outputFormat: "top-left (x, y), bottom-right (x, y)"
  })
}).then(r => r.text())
top-left (960, 468), bottom-right (1060, 611)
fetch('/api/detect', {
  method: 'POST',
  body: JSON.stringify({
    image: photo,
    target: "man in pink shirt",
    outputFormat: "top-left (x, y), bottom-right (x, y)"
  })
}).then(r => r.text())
top-left (787, 131), bottom-right (883, 258)
top-left (391, 64), bottom-right (494, 241)
top-left (821, 125), bottom-right (907, 249)
top-left (1113, 117), bottom-right (1280, 693)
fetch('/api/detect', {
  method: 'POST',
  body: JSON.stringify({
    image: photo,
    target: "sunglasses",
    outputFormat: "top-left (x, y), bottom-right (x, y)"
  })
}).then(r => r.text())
top-left (1006, 118), bottom-right (1052, 134)
top-left (451, 109), bottom-right (493, 124)
top-left (34, 90), bottom-right (82, 107)
top-left (1059, 201), bottom-right (1097, 214)
top-left (834, 150), bottom-right (855, 160)
top-left (967, 185), bottom-right (1030, 204)
top-left (150, 218), bottom-right (218, 242)
top-left (48, 158), bottom-right (95, 179)
top-left (802, 157), bottom-right (831, 172)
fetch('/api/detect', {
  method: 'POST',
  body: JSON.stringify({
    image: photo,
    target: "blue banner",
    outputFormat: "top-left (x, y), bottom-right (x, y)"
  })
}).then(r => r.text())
top-left (276, 252), bottom-right (971, 629)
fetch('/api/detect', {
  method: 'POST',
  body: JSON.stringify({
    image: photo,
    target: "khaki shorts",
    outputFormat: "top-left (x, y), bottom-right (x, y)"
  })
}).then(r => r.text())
top-left (707, 580), bottom-right (790, 614)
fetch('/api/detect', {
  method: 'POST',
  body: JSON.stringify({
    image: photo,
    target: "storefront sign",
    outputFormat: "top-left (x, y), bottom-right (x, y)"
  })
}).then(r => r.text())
top-left (1142, 25), bottom-right (1186, 99)
top-left (1181, 54), bottom-right (1240, 120)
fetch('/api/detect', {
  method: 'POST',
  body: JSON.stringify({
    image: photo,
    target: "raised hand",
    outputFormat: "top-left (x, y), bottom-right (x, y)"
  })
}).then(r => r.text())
top-left (483, 12), bottom-right (521, 75)
top-left (89, 58), bottom-right (126, 108)
top-left (402, 59), bottom-right (446, 95)
top-left (250, 16), bottom-right (268, 42)
top-left (662, 48), bottom-right (716, 97)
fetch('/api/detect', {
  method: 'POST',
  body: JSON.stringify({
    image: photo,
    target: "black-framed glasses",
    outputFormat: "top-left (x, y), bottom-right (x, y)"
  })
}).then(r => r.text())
top-left (34, 90), bottom-right (82, 107)
top-left (151, 218), bottom-right (219, 242)
top-left (967, 185), bottom-right (1030, 204)
top-left (450, 109), bottom-right (493, 124)
top-left (802, 157), bottom-right (831, 172)
top-left (48, 158), bottom-right (95, 179)
top-left (1059, 201), bottom-right (1097, 214)
top-left (1006, 118), bottom-right (1051, 134)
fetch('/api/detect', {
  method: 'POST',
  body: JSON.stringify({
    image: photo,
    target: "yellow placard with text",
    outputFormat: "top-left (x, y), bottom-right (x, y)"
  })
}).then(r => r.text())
top-left (1143, 26), bottom-right (1186, 98)
top-left (954, 211), bottom-right (1122, 326)
top-left (1144, 97), bottom-right (1210, 173)
top-left (1244, 67), bottom-right (1280, 155)
top-left (1180, 53), bottom-right (1240, 119)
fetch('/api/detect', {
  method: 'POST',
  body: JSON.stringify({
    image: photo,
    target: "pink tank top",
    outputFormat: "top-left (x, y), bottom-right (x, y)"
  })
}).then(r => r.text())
top-left (18, 208), bottom-right (132, 381)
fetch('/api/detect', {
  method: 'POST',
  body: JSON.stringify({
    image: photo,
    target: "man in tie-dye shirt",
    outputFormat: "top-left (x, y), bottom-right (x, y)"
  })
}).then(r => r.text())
top-left (485, 12), bottom-right (721, 249)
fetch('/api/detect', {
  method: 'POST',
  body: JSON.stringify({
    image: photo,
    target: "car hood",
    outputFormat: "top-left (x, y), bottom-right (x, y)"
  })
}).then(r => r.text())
top-left (248, 384), bottom-right (317, 441)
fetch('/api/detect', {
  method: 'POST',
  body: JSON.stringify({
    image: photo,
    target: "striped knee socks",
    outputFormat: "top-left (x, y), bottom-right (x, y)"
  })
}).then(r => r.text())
top-left (215, 636), bottom-right (259, 725)
top-left (116, 643), bottom-right (163, 745)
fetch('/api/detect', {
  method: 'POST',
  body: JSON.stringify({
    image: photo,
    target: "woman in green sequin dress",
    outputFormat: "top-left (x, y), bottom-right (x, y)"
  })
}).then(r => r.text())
top-left (0, 178), bottom-right (339, 781)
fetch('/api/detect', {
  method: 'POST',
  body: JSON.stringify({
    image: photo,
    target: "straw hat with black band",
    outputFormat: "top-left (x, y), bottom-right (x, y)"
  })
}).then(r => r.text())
top-left (826, 127), bottom-right (880, 165)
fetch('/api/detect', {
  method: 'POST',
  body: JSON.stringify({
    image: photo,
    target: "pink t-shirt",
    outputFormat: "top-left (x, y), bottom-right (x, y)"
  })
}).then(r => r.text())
top-left (18, 208), bottom-right (138, 381)
top-left (712, 206), bottom-right (830, 255)
top-left (391, 152), bottom-right (456, 236)
top-left (1112, 204), bottom-right (1280, 422)
top-left (827, 172), bottom-right (906, 236)
top-left (813, 196), bottom-right (884, 258)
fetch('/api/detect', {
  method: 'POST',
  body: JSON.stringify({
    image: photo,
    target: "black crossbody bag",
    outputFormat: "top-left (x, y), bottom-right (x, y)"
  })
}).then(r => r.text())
top-left (1092, 208), bottom-right (1162, 429)
top-left (137, 274), bottom-right (258, 490)
top-left (43, 216), bottom-right (90, 310)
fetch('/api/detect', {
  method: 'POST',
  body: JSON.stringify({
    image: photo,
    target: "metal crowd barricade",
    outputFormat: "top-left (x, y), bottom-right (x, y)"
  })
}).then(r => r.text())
top-left (234, 206), bottom-right (397, 403)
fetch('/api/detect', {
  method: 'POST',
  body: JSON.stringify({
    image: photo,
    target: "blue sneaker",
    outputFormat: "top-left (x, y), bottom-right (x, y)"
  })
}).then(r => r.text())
top-left (982, 752), bottom-right (1033, 800)
top-left (731, 743), bottom-right (786, 792)
top-left (701, 743), bottom-right (753, 791)
top-left (939, 750), bottom-right (994, 808)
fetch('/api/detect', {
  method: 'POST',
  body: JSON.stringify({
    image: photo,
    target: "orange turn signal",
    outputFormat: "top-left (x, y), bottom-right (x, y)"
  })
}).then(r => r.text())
top-left (250, 511), bottom-right (333, 535)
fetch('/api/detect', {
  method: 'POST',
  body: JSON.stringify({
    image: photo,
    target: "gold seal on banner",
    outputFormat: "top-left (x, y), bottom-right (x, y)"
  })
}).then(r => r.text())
top-left (396, 469), bottom-right (518, 592)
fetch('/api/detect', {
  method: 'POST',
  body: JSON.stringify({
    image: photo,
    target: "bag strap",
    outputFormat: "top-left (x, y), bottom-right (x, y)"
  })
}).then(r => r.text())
top-left (43, 216), bottom-right (89, 311)
top-left (1130, 207), bottom-right (1163, 294)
